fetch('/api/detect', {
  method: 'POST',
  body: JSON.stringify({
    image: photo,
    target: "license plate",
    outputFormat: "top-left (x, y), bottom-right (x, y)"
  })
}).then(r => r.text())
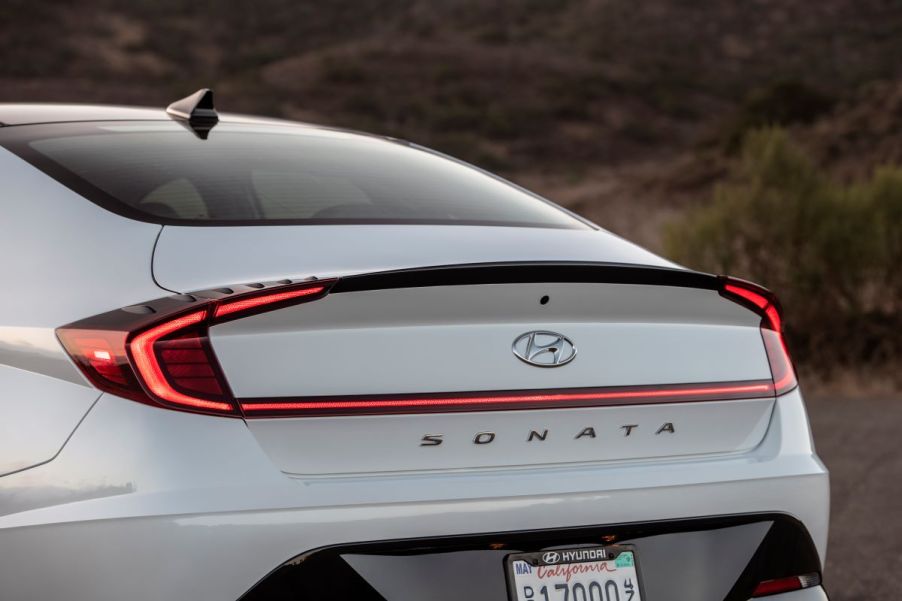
top-left (506, 546), bottom-right (642, 601)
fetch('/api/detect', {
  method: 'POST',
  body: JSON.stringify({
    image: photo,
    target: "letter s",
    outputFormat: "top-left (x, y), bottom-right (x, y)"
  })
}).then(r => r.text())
top-left (420, 434), bottom-right (444, 446)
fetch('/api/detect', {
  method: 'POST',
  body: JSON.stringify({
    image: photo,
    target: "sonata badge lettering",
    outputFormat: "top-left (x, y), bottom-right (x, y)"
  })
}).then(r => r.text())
top-left (420, 423), bottom-right (675, 446)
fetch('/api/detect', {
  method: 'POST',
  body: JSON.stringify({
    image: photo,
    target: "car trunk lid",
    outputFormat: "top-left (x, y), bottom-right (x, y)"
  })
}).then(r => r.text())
top-left (203, 269), bottom-right (776, 475)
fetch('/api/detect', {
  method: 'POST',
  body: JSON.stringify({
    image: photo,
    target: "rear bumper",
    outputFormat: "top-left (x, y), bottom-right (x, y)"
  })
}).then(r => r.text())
top-left (0, 388), bottom-right (828, 601)
top-left (765, 588), bottom-right (829, 601)
top-left (241, 513), bottom-right (822, 601)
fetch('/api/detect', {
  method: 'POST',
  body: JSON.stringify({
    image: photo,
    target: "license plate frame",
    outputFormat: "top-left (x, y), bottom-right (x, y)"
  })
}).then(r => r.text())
top-left (505, 544), bottom-right (644, 601)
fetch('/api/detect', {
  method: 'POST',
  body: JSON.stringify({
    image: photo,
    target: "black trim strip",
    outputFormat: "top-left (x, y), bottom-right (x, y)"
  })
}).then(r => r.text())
top-left (331, 262), bottom-right (718, 294)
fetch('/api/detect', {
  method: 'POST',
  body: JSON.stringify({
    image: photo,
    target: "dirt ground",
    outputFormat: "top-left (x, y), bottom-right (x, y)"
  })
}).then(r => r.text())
top-left (806, 395), bottom-right (902, 600)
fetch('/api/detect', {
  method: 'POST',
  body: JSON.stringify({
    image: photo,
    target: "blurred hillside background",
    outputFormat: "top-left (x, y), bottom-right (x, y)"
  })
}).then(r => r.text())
top-left (2, 0), bottom-right (901, 392)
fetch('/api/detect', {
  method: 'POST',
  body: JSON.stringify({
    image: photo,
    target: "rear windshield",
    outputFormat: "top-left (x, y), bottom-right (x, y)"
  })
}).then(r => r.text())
top-left (0, 121), bottom-right (587, 229)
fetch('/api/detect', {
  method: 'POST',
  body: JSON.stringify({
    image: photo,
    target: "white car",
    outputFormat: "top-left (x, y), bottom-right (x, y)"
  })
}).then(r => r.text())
top-left (0, 90), bottom-right (828, 601)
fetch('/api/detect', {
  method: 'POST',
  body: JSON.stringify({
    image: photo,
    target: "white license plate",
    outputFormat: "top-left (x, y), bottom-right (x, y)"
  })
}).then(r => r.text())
top-left (506, 546), bottom-right (642, 601)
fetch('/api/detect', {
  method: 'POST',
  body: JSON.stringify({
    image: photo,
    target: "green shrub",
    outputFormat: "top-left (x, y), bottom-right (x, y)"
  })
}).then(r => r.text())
top-left (665, 128), bottom-right (902, 372)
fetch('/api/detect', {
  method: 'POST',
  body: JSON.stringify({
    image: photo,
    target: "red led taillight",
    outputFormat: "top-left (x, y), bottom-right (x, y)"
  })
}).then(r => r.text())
top-left (752, 573), bottom-right (821, 597)
top-left (720, 277), bottom-right (797, 395)
top-left (214, 286), bottom-right (325, 319)
top-left (74, 334), bottom-right (129, 385)
top-left (57, 280), bottom-right (332, 416)
top-left (127, 309), bottom-right (232, 412)
top-left (239, 381), bottom-right (775, 416)
top-left (58, 268), bottom-right (794, 419)
top-left (57, 330), bottom-right (132, 391)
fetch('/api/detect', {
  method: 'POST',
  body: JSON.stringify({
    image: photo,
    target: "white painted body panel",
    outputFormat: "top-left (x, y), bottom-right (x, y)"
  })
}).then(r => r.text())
top-left (0, 147), bottom-right (159, 479)
top-left (212, 282), bottom-right (769, 397)
top-left (209, 282), bottom-right (777, 473)
top-left (0, 389), bottom-right (827, 601)
top-left (248, 398), bottom-right (775, 475)
top-left (0, 118), bottom-right (830, 600)
top-left (0, 147), bottom-right (163, 328)
top-left (0, 365), bottom-right (99, 476)
top-left (153, 224), bottom-right (677, 291)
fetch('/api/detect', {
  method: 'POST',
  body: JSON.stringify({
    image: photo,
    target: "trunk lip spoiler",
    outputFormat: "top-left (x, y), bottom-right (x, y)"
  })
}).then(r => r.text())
top-left (329, 261), bottom-right (718, 295)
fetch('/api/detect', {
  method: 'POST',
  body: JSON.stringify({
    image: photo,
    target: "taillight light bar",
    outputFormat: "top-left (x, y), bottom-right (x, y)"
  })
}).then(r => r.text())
top-left (719, 276), bottom-right (798, 395)
top-left (57, 280), bottom-right (332, 416)
top-left (239, 380), bottom-right (776, 416)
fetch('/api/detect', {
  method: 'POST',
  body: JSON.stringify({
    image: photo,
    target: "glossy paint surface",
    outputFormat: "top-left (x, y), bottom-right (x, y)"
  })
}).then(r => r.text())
top-left (0, 365), bottom-right (99, 476)
top-left (153, 224), bottom-right (676, 292)
top-left (211, 282), bottom-right (767, 397)
top-left (0, 389), bottom-right (827, 600)
top-left (0, 114), bottom-right (829, 601)
top-left (0, 146), bottom-right (161, 481)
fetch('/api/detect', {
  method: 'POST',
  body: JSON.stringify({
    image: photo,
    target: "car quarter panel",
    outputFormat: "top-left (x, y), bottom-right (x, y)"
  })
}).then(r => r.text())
top-left (0, 147), bottom-right (165, 329)
top-left (0, 389), bottom-right (827, 601)
top-left (0, 365), bottom-right (99, 476)
top-left (0, 146), bottom-right (166, 476)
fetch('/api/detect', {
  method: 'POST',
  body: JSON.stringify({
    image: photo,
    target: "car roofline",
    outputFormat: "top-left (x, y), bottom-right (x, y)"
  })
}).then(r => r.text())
top-left (0, 103), bottom-right (415, 151)
top-left (0, 104), bottom-right (293, 127)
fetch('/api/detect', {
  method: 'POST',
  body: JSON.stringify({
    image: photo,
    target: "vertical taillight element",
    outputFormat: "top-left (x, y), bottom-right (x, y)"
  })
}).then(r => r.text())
top-left (720, 277), bottom-right (797, 395)
top-left (128, 310), bottom-right (232, 413)
top-left (57, 280), bottom-right (332, 416)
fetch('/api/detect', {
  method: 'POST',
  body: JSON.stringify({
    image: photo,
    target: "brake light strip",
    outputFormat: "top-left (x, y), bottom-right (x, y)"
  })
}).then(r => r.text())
top-left (239, 381), bottom-right (774, 416)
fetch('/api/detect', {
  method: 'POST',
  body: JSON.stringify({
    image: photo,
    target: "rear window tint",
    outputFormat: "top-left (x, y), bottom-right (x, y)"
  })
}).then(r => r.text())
top-left (1, 122), bottom-right (588, 229)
